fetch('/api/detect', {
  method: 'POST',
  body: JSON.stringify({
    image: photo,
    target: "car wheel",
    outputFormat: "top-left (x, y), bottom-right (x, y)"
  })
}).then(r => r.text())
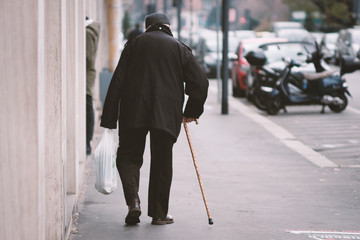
top-left (232, 77), bottom-right (245, 98)
top-left (232, 85), bottom-right (240, 97)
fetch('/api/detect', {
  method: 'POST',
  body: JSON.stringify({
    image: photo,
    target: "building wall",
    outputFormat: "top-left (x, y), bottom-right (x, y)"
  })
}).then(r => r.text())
top-left (44, 1), bottom-right (67, 238)
top-left (0, 0), bottom-right (92, 239)
top-left (0, 0), bottom-right (45, 238)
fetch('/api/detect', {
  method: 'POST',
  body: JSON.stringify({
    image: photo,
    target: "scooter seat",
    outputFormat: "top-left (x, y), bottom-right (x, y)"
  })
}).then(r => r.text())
top-left (304, 70), bottom-right (337, 81)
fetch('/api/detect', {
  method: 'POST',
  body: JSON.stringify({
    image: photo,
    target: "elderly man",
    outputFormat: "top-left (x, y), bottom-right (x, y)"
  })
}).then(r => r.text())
top-left (100, 12), bottom-right (208, 225)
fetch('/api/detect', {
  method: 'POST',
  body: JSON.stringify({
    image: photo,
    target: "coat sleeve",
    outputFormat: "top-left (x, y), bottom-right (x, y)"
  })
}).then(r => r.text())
top-left (183, 49), bottom-right (209, 118)
top-left (100, 45), bottom-right (129, 129)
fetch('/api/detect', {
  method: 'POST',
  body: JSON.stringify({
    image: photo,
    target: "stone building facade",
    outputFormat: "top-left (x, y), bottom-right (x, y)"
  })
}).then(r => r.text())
top-left (0, 0), bottom-right (120, 239)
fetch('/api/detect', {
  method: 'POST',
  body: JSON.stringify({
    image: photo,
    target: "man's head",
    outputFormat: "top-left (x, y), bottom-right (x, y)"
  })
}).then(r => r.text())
top-left (145, 12), bottom-right (170, 29)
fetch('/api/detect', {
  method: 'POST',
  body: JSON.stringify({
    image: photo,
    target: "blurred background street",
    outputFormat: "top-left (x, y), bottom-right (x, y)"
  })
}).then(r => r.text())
top-left (2, 0), bottom-right (360, 239)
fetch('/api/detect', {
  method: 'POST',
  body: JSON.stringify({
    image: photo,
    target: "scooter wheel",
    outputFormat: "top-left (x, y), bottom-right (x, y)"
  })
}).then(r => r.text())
top-left (329, 93), bottom-right (348, 113)
top-left (253, 88), bottom-right (267, 111)
top-left (266, 95), bottom-right (281, 115)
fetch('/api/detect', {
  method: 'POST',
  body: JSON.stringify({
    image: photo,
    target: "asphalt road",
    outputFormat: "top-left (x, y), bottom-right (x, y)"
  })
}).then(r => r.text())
top-left (343, 68), bottom-right (360, 110)
top-left (233, 66), bottom-right (360, 168)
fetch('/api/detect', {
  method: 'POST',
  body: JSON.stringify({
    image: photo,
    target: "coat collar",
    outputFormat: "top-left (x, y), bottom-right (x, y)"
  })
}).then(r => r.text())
top-left (145, 24), bottom-right (173, 37)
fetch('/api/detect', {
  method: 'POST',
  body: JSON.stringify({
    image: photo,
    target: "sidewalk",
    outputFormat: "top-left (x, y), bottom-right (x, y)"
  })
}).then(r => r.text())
top-left (70, 81), bottom-right (360, 240)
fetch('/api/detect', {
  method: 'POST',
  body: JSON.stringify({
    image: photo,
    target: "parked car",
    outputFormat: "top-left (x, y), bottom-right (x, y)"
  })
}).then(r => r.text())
top-left (310, 32), bottom-right (325, 44)
top-left (259, 41), bottom-right (316, 65)
top-left (230, 37), bottom-right (287, 97)
top-left (195, 30), bottom-right (253, 78)
top-left (276, 28), bottom-right (314, 43)
top-left (256, 31), bottom-right (276, 38)
top-left (271, 21), bottom-right (304, 36)
top-left (249, 41), bottom-right (317, 82)
top-left (334, 28), bottom-right (360, 65)
top-left (231, 30), bottom-right (256, 40)
top-left (200, 36), bottom-right (238, 77)
top-left (321, 32), bottom-right (338, 63)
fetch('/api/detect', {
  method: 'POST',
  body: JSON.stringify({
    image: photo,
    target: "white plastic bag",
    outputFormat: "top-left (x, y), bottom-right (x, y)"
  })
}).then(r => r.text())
top-left (94, 129), bottom-right (118, 194)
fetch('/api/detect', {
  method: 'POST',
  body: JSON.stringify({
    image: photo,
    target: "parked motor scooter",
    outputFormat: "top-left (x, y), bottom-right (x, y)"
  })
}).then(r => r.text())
top-left (245, 63), bottom-right (280, 111)
top-left (247, 44), bottom-right (354, 115)
top-left (245, 50), bottom-right (314, 111)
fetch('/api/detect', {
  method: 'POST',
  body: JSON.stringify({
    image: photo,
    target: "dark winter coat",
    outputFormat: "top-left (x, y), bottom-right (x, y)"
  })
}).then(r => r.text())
top-left (86, 21), bottom-right (100, 97)
top-left (100, 24), bottom-right (208, 141)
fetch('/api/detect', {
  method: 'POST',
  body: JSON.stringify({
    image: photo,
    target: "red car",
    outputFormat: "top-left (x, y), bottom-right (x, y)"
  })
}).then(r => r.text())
top-left (231, 37), bottom-right (287, 97)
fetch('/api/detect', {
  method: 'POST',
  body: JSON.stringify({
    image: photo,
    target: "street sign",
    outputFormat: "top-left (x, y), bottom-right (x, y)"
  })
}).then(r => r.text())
top-left (229, 8), bottom-right (236, 23)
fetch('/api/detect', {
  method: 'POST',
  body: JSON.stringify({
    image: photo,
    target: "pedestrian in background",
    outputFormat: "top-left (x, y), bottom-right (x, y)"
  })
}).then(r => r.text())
top-left (127, 23), bottom-right (143, 42)
top-left (86, 17), bottom-right (100, 155)
top-left (100, 12), bottom-right (208, 225)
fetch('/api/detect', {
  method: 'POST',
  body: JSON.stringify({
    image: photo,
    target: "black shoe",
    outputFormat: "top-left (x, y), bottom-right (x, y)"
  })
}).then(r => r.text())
top-left (151, 215), bottom-right (174, 225)
top-left (125, 199), bottom-right (141, 225)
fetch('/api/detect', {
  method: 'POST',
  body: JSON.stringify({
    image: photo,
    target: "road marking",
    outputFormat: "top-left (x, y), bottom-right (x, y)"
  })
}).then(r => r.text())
top-left (340, 164), bottom-right (360, 168)
top-left (348, 106), bottom-right (360, 115)
top-left (209, 86), bottom-right (338, 168)
top-left (287, 230), bottom-right (360, 239)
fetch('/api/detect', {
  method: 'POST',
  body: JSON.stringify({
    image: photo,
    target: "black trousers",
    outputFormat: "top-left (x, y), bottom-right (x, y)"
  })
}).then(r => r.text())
top-left (86, 94), bottom-right (94, 148)
top-left (117, 128), bottom-right (174, 219)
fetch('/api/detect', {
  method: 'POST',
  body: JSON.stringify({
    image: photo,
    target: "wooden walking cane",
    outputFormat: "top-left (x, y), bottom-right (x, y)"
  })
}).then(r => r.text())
top-left (183, 119), bottom-right (214, 225)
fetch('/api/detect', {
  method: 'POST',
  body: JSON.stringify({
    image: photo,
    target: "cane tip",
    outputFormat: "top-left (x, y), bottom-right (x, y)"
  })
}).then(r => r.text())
top-left (208, 218), bottom-right (214, 225)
